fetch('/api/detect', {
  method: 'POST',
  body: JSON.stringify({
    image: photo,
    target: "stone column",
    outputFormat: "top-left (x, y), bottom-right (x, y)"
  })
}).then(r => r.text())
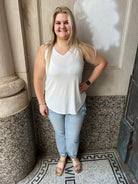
top-left (0, 1), bottom-right (36, 183)
top-left (0, 0), bottom-right (27, 117)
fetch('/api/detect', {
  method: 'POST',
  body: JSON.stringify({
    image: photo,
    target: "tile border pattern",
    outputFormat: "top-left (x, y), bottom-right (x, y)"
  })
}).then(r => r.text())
top-left (22, 151), bottom-right (128, 184)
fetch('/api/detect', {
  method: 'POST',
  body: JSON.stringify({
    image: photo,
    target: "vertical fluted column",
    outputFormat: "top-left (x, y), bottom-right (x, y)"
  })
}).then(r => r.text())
top-left (0, 0), bottom-right (14, 77)
top-left (0, 0), bottom-right (28, 117)
top-left (0, 1), bottom-right (36, 183)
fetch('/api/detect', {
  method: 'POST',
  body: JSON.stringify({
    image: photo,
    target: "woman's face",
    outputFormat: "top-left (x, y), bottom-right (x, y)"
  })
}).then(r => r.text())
top-left (54, 13), bottom-right (71, 41)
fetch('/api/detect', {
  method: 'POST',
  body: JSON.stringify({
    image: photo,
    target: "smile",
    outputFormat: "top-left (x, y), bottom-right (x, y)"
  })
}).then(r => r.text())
top-left (59, 30), bottom-right (67, 32)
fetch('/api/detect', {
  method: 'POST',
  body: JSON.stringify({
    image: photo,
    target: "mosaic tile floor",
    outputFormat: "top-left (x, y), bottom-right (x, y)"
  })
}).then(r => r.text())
top-left (18, 151), bottom-right (135, 184)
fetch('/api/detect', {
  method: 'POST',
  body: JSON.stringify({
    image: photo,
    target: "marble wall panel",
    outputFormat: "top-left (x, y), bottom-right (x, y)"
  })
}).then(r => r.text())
top-left (32, 96), bottom-right (126, 156)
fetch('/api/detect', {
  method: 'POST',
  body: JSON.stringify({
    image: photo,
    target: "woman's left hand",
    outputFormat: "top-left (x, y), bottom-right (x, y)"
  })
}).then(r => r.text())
top-left (79, 82), bottom-right (89, 94)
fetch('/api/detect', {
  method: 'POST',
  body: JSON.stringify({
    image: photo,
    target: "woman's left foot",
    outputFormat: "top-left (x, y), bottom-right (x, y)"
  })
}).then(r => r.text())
top-left (71, 158), bottom-right (82, 173)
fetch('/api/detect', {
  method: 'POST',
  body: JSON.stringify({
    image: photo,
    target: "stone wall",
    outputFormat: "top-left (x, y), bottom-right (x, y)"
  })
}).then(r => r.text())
top-left (32, 96), bottom-right (126, 156)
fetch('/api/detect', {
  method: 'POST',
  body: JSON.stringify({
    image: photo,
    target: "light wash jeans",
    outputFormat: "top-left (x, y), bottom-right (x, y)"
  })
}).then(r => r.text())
top-left (48, 103), bottom-right (86, 158)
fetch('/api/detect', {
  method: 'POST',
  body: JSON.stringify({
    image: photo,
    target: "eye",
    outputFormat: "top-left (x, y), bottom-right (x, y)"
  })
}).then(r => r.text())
top-left (55, 22), bottom-right (61, 25)
top-left (64, 21), bottom-right (69, 24)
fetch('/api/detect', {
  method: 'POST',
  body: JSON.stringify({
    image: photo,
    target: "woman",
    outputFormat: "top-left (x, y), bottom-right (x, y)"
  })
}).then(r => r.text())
top-left (34, 6), bottom-right (107, 176)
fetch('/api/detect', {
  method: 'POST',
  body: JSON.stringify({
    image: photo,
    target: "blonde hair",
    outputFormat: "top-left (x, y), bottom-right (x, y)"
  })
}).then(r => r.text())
top-left (44, 6), bottom-right (83, 69)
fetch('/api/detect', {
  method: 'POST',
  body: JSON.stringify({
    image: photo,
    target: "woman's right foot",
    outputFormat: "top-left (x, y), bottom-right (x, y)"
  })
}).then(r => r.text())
top-left (56, 157), bottom-right (66, 176)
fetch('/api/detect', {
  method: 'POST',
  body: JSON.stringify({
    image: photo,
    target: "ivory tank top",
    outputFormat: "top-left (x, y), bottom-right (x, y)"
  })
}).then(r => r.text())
top-left (45, 46), bottom-right (86, 114)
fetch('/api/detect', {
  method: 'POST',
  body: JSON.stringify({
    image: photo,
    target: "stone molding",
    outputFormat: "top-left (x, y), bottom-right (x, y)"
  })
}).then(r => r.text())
top-left (0, 75), bottom-right (29, 118)
top-left (0, 89), bottom-right (29, 118)
top-left (0, 75), bottom-right (26, 98)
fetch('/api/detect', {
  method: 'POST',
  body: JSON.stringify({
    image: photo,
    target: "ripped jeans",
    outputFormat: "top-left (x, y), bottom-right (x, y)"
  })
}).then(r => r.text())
top-left (48, 103), bottom-right (86, 158)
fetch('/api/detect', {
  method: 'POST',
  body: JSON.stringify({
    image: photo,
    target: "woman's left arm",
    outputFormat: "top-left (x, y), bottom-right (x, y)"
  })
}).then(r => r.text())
top-left (79, 43), bottom-right (107, 94)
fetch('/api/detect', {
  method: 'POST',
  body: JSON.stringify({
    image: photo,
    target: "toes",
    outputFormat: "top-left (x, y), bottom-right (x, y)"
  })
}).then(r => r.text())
top-left (75, 165), bottom-right (80, 171)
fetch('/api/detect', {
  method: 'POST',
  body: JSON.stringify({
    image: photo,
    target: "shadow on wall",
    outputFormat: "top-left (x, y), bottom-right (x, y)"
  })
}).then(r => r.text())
top-left (74, 3), bottom-right (93, 46)
top-left (74, 0), bottom-right (120, 51)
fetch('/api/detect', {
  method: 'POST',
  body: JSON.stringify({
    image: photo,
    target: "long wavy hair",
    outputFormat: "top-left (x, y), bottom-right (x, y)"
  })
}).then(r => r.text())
top-left (44, 6), bottom-right (82, 70)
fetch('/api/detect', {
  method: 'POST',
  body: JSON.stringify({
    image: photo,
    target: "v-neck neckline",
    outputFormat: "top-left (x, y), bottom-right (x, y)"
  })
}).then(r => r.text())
top-left (53, 46), bottom-right (71, 57)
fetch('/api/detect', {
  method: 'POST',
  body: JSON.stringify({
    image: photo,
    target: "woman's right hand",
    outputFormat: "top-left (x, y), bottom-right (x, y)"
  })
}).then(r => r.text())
top-left (39, 104), bottom-right (48, 116)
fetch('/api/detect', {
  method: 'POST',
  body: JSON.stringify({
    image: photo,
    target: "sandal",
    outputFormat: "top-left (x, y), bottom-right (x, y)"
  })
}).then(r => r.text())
top-left (71, 158), bottom-right (82, 173)
top-left (56, 159), bottom-right (66, 176)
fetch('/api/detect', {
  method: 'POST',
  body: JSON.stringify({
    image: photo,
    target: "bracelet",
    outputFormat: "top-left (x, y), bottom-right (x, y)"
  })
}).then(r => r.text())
top-left (39, 102), bottom-right (46, 105)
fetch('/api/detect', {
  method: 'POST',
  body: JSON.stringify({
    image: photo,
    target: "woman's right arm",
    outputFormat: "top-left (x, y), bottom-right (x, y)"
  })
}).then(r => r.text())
top-left (34, 44), bottom-right (48, 116)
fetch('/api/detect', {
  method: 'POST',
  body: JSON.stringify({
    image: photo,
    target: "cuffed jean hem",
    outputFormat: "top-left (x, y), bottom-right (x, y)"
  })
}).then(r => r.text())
top-left (67, 152), bottom-right (77, 159)
top-left (60, 153), bottom-right (77, 159)
top-left (60, 152), bottom-right (67, 158)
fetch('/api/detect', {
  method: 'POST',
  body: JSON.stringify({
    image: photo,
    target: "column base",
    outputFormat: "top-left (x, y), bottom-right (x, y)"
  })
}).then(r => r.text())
top-left (0, 75), bottom-right (29, 118)
top-left (0, 104), bottom-right (36, 184)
